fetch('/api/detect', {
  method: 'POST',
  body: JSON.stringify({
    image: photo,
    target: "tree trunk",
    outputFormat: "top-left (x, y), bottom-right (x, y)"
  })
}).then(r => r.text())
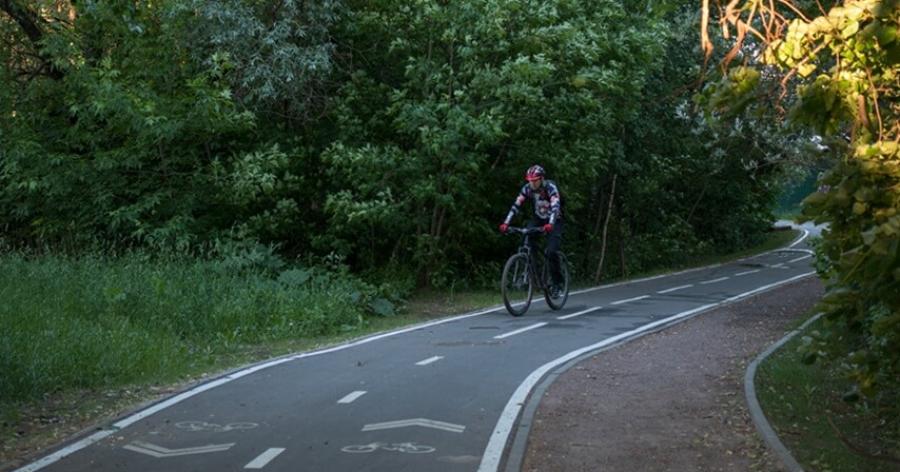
top-left (618, 211), bottom-right (628, 278)
top-left (593, 174), bottom-right (618, 283)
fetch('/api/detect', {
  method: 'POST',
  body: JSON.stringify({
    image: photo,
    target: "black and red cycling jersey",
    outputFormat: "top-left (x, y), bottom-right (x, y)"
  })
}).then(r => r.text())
top-left (503, 180), bottom-right (562, 225)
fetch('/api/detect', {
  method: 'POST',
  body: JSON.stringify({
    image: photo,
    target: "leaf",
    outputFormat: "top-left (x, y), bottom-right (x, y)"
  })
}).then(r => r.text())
top-left (797, 63), bottom-right (816, 77)
top-left (876, 25), bottom-right (898, 46)
top-left (277, 269), bottom-right (311, 286)
top-left (842, 389), bottom-right (860, 402)
top-left (861, 227), bottom-right (877, 245)
top-left (369, 298), bottom-right (395, 317)
top-left (841, 21), bottom-right (859, 39)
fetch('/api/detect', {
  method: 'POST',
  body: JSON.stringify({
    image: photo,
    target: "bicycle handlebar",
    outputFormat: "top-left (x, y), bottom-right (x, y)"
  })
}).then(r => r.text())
top-left (505, 226), bottom-right (547, 235)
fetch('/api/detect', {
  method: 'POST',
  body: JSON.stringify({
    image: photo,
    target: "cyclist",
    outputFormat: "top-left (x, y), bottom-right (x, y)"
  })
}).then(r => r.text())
top-left (499, 164), bottom-right (564, 296)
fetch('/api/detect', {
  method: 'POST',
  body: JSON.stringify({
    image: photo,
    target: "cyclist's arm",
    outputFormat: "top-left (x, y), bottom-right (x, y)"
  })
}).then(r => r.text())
top-left (503, 185), bottom-right (529, 224)
top-left (547, 182), bottom-right (561, 224)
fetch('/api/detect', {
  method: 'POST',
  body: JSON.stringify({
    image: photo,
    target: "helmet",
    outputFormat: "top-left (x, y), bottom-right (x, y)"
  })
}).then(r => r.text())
top-left (525, 164), bottom-right (545, 181)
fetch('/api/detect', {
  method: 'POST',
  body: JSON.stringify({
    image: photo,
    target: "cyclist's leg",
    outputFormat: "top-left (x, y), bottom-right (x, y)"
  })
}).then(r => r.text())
top-left (545, 219), bottom-right (564, 286)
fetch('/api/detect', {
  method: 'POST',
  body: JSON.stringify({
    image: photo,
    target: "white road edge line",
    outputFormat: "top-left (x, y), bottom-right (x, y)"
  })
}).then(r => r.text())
top-left (337, 391), bottom-right (367, 404)
top-left (494, 323), bottom-right (548, 340)
top-left (788, 255), bottom-right (812, 263)
top-left (657, 284), bottom-right (693, 294)
top-left (699, 276), bottom-right (730, 285)
top-left (788, 228), bottom-right (810, 248)
top-left (610, 295), bottom-right (650, 305)
top-left (556, 306), bottom-right (603, 320)
top-left (415, 356), bottom-right (444, 366)
top-left (734, 269), bottom-right (761, 276)
top-left (477, 270), bottom-right (816, 472)
top-left (244, 448), bottom-right (286, 469)
top-left (16, 228), bottom-right (813, 472)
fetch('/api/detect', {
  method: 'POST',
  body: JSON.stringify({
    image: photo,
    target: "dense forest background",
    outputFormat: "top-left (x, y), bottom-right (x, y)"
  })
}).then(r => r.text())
top-left (0, 0), bottom-right (817, 290)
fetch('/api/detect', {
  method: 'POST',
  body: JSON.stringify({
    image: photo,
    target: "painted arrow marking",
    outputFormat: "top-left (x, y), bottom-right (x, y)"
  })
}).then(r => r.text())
top-left (362, 418), bottom-right (465, 433)
top-left (123, 441), bottom-right (235, 458)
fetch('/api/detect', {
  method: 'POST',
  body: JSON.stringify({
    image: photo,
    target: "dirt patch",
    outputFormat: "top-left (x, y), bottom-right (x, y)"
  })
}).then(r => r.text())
top-left (522, 276), bottom-right (824, 472)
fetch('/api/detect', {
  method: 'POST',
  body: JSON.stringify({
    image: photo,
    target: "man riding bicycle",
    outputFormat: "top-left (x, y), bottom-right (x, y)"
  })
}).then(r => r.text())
top-left (499, 164), bottom-right (564, 297)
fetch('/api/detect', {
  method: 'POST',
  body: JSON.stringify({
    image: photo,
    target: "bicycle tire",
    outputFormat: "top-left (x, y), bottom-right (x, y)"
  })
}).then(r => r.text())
top-left (544, 253), bottom-right (570, 310)
top-left (342, 444), bottom-right (379, 453)
top-left (396, 444), bottom-right (436, 454)
top-left (501, 253), bottom-right (532, 316)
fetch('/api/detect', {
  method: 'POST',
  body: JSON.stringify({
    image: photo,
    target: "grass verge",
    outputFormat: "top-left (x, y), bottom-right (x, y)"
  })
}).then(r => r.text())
top-left (755, 314), bottom-right (900, 472)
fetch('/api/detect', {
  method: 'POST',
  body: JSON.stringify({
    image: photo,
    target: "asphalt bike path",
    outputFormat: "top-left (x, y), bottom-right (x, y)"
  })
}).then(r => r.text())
top-left (16, 229), bottom-right (816, 472)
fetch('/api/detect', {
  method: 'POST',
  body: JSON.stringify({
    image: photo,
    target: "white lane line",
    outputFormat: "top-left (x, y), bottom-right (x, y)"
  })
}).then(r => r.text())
top-left (14, 430), bottom-right (114, 472)
top-left (788, 228), bottom-right (810, 247)
top-left (494, 323), bottom-right (548, 339)
top-left (556, 306), bottom-right (603, 320)
top-left (337, 391), bottom-right (367, 404)
top-left (657, 284), bottom-right (693, 294)
top-left (610, 295), bottom-right (650, 305)
top-left (415, 356), bottom-right (444, 366)
top-left (734, 269), bottom-right (760, 276)
top-left (788, 255), bottom-right (812, 263)
top-left (244, 448), bottom-right (286, 469)
top-left (771, 263), bottom-right (786, 268)
top-left (700, 276), bottom-right (730, 285)
top-left (478, 270), bottom-right (816, 472)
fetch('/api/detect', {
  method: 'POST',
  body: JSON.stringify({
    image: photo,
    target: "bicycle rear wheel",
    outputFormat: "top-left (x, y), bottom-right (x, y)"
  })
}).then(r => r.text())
top-left (544, 253), bottom-right (570, 310)
top-left (501, 253), bottom-right (533, 316)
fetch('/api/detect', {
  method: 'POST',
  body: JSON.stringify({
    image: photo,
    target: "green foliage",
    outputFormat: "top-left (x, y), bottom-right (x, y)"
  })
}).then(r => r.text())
top-left (0, 250), bottom-right (393, 403)
top-left (180, 0), bottom-right (339, 121)
top-left (0, 0), bottom-right (789, 288)
top-left (711, 0), bottom-right (900, 408)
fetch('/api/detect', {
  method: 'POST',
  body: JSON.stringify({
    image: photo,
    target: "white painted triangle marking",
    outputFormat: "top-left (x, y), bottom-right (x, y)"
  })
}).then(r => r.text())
top-left (123, 441), bottom-right (235, 458)
top-left (362, 418), bottom-right (465, 433)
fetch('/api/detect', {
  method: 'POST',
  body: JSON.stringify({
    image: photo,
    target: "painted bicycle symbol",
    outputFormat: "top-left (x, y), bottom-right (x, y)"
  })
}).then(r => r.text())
top-left (341, 442), bottom-right (435, 454)
top-left (175, 421), bottom-right (258, 433)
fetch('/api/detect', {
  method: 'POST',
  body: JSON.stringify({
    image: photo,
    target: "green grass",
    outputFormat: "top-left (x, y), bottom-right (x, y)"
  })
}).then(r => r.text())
top-left (756, 314), bottom-right (900, 472)
top-left (0, 252), bottom-right (377, 405)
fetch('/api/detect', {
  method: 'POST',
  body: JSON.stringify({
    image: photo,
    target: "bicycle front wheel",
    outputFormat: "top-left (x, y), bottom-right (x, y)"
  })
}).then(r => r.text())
top-left (501, 253), bottom-right (533, 316)
top-left (544, 253), bottom-right (570, 311)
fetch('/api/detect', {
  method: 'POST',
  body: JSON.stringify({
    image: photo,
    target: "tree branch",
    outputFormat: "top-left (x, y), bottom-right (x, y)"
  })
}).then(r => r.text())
top-left (0, 0), bottom-right (64, 79)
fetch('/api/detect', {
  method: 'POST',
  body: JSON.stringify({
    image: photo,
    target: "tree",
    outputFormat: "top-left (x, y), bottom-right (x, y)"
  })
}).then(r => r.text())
top-left (703, 0), bottom-right (899, 424)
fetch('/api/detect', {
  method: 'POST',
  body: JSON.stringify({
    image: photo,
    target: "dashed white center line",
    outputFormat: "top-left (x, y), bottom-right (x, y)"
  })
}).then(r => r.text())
top-left (556, 306), bottom-right (603, 320)
top-left (494, 322), bottom-right (548, 339)
top-left (657, 284), bottom-right (693, 294)
top-left (415, 356), bottom-right (444, 366)
top-left (244, 448), bottom-right (285, 469)
top-left (610, 295), bottom-right (650, 305)
top-left (789, 255), bottom-right (812, 263)
top-left (734, 269), bottom-right (760, 276)
top-left (771, 263), bottom-right (786, 268)
top-left (337, 391), bottom-right (367, 404)
top-left (699, 276), bottom-right (729, 285)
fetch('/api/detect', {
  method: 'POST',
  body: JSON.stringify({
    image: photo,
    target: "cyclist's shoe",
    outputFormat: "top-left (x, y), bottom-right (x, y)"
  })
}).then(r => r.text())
top-left (549, 284), bottom-right (561, 299)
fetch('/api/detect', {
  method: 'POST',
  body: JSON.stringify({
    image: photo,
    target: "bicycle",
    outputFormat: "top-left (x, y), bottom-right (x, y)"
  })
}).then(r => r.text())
top-left (501, 226), bottom-right (570, 316)
top-left (341, 442), bottom-right (435, 454)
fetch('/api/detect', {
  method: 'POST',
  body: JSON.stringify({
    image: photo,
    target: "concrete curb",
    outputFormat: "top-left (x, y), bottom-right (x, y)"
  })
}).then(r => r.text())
top-left (744, 312), bottom-right (824, 472)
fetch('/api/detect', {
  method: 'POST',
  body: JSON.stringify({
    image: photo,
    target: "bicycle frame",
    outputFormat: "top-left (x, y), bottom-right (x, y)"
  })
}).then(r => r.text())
top-left (509, 227), bottom-right (550, 291)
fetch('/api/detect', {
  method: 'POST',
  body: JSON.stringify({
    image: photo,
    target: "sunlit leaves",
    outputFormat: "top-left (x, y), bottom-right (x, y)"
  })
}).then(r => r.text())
top-left (713, 0), bottom-right (900, 405)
